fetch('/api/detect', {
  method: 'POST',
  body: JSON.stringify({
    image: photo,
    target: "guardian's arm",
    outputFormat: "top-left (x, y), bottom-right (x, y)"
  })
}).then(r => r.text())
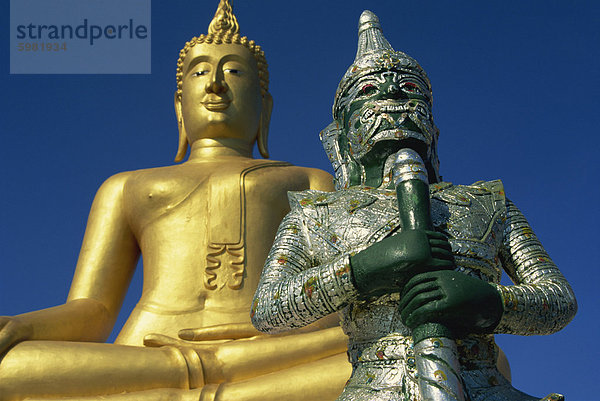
top-left (251, 210), bottom-right (358, 333)
top-left (492, 200), bottom-right (577, 335)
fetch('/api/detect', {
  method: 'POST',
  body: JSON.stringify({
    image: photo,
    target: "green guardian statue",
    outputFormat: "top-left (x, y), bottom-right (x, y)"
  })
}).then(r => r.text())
top-left (252, 10), bottom-right (576, 401)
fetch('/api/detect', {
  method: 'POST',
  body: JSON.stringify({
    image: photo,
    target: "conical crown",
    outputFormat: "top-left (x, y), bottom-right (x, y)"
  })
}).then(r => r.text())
top-left (333, 10), bottom-right (430, 120)
top-left (322, 11), bottom-right (440, 189)
top-left (354, 11), bottom-right (393, 60)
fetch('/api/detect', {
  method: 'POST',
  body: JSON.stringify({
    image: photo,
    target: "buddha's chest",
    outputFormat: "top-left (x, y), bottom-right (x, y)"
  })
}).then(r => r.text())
top-left (123, 169), bottom-right (211, 236)
top-left (125, 162), bottom-right (308, 295)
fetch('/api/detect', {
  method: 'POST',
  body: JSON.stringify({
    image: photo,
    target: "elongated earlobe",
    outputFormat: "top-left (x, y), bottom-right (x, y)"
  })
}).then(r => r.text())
top-left (175, 118), bottom-right (189, 162)
top-left (257, 92), bottom-right (273, 159)
top-left (174, 92), bottom-right (189, 162)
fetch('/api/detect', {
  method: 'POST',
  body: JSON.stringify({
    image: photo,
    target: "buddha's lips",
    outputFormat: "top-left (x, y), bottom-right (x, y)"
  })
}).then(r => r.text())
top-left (203, 101), bottom-right (230, 111)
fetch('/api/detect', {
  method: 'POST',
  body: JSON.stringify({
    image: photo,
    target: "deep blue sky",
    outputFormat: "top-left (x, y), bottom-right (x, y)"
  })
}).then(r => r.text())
top-left (1, 1), bottom-right (599, 399)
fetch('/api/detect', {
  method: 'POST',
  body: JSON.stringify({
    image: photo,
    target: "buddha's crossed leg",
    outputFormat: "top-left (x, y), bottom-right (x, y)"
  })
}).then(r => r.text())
top-left (0, 327), bottom-right (350, 401)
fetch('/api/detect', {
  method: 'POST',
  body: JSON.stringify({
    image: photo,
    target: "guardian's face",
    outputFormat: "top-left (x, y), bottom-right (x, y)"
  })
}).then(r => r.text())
top-left (337, 69), bottom-right (435, 164)
top-left (180, 43), bottom-right (263, 145)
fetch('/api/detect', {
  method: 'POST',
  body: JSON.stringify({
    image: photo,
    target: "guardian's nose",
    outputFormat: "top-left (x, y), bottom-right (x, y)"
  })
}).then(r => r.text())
top-left (381, 72), bottom-right (404, 99)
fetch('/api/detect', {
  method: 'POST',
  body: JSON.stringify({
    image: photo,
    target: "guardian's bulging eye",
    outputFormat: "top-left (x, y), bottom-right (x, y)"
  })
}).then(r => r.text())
top-left (402, 82), bottom-right (417, 92)
top-left (361, 84), bottom-right (377, 96)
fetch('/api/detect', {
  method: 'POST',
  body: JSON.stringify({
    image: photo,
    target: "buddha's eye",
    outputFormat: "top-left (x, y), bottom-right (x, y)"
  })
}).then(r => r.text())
top-left (361, 84), bottom-right (377, 96)
top-left (225, 68), bottom-right (242, 75)
top-left (193, 70), bottom-right (209, 77)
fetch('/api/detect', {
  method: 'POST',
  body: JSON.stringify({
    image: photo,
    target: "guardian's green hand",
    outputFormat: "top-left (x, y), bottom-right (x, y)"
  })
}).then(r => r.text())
top-left (350, 230), bottom-right (454, 297)
top-left (399, 270), bottom-right (503, 337)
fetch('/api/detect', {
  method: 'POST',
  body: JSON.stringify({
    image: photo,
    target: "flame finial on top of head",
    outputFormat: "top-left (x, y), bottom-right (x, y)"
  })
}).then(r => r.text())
top-left (176, 0), bottom-right (269, 101)
top-left (207, 0), bottom-right (240, 37)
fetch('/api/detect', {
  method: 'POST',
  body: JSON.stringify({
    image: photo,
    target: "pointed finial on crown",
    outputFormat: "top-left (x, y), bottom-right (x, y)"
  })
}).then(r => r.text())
top-left (333, 10), bottom-right (430, 120)
top-left (176, 0), bottom-right (270, 101)
top-left (355, 10), bottom-right (393, 61)
top-left (207, 0), bottom-right (239, 37)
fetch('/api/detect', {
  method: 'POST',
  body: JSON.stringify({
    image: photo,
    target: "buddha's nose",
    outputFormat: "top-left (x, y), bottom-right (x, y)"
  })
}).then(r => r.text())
top-left (205, 79), bottom-right (228, 94)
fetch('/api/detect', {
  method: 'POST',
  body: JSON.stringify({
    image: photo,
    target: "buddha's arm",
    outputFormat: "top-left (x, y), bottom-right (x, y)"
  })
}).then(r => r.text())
top-left (66, 172), bottom-right (140, 335)
top-left (492, 199), bottom-right (577, 335)
top-left (0, 173), bottom-right (139, 351)
top-left (307, 168), bottom-right (335, 192)
top-left (251, 210), bottom-right (359, 333)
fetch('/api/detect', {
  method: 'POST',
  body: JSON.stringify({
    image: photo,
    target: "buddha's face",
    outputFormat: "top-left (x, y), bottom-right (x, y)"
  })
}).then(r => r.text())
top-left (179, 43), bottom-right (263, 145)
top-left (339, 69), bottom-right (435, 163)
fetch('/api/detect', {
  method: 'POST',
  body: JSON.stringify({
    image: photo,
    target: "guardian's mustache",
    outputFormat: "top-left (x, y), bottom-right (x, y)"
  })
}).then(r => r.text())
top-left (346, 99), bottom-right (435, 159)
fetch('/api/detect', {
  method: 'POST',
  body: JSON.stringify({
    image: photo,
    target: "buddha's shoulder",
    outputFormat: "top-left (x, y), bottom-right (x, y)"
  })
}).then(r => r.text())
top-left (89, 170), bottom-right (134, 202)
top-left (95, 165), bottom-right (202, 207)
top-left (98, 164), bottom-right (180, 189)
top-left (97, 161), bottom-right (333, 201)
top-left (239, 160), bottom-right (334, 192)
top-left (241, 159), bottom-right (329, 175)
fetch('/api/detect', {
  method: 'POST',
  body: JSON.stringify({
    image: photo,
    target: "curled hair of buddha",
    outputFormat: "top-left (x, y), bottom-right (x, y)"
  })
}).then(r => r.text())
top-left (175, 0), bottom-right (269, 100)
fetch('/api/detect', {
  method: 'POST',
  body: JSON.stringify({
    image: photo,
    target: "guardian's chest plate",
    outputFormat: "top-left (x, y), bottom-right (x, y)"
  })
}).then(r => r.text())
top-left (290, 181), bottom-right (506, 344)
top-left (292, 181), bottom-right (506, 283)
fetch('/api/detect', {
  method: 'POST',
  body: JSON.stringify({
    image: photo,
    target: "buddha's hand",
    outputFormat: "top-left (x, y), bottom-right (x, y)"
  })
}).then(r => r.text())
top-left (350, 230), bottom-right (455, 297)
top-left (144, 323), bottom-right (267, 384)
top-left (0, 316), bottom-right (33, 354)
top-left (143, 323), bottom-right (263, 348)
top-left (178, 323), bottom-right (263, 341)
top-left (399, 270), bottom-right (504, 337)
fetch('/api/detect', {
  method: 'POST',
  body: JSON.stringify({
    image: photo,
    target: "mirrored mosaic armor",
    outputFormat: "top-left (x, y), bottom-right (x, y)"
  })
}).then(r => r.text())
top-left (252, 181), bottom-right (575, 400)
top-left (252, 9), bottom-right (576, 401)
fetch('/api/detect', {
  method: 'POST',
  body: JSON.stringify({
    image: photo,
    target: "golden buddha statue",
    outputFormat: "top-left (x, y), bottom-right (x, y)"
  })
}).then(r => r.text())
top-left (0, 1), bottom-right (351, 400)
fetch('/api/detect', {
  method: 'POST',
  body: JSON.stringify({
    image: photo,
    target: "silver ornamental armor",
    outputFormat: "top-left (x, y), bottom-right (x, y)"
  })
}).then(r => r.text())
top-left (252, 183), bottom-right (575, 400)
top-left (251, 9), bottom-right (576, 401)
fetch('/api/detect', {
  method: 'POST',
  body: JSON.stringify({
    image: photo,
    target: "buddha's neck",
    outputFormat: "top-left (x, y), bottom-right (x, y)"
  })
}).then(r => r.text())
top-left (188, 138), bottom-right (253, 161)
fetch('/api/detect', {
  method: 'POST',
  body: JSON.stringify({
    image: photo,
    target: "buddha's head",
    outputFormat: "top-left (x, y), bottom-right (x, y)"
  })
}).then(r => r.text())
top-left (174, 0), bottom-right (271, 161)
top-left (321, 11), bottom-right (440, 189)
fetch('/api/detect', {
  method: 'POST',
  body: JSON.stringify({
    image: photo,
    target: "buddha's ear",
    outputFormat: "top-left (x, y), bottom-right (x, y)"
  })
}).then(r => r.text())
top-left (174, 91), bottom-right (189, 162)
top-left (257, 92), bottom-right (273, 159)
